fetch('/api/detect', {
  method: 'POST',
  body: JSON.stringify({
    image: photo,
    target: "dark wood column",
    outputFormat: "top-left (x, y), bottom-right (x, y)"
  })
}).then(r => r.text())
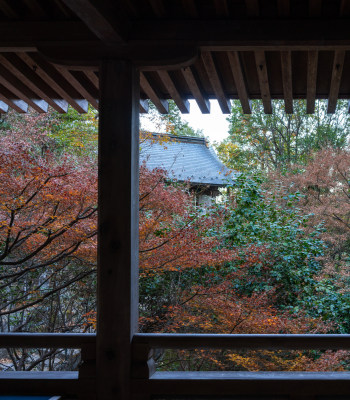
top-left (97, 60), bottom-right (139, 400)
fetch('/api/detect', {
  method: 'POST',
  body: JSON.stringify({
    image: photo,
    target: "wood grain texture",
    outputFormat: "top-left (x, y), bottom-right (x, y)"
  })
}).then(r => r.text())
top-left (328, 50), bottom-right (345, 113)
top-left (281, 50), bottom-right (293, 113)
top-left (182, 66), bottom-right (210, 113)
top-left (140, 72), bottom-right (169, 114)
top-left (157, 70), bottom-right (190, 113)
top-left (227, 51), bottom-right (251, 114)
top-left (255, 51), bottom-right (272, 114)
top-left (17, 52), bottom-right (89, 113)
top-left (201, 51), bottom-right (231, 113)
top-left (98, 60), bottom-right (139, 400)
top-left (60, 0), bottom-right (126, 42)
top-left (307, 50), bottom-right (318, 114)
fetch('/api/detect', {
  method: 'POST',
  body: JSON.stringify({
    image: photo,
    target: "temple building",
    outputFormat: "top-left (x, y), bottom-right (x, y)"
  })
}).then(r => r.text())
top-left (140, 133), bottom-right (236, 205)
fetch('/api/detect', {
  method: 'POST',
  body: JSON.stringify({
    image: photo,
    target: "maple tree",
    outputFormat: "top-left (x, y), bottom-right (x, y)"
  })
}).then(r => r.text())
top-left (271, 148), bottom-right (350, 331)
top-left (0, 111), bottom-right (97, 370)
top-left (138, 166), bottom-right (347, 371)
top-left (1, 107), bottom-right (348, 373)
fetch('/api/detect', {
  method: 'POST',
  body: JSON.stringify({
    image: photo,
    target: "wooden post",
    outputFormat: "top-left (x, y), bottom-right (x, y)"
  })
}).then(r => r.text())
top-left (97, 60), bottom-right (139, 400)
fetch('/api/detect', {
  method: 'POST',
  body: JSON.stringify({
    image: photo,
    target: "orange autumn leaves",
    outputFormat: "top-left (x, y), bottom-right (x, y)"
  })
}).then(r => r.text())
top-left (139, 165), bottom-right (235, 276)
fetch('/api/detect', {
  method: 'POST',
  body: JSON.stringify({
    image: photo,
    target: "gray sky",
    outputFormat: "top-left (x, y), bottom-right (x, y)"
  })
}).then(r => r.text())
top-left (182, 100), bottom-right (230, 143)
top-left (140, 99), bottom-right (230, 144)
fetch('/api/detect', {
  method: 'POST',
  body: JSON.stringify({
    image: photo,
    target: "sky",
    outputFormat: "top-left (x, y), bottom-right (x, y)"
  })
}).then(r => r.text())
top-left (140, 99), bottom-right (231, 144)
top-left (181, 100), bottom-right (231, 143)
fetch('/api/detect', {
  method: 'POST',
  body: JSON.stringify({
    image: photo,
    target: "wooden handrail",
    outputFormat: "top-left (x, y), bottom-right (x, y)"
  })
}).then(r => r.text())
top-left (133, 333), bottom-right (350, 350)
top-left (0, 333), bottom-right (96, 348)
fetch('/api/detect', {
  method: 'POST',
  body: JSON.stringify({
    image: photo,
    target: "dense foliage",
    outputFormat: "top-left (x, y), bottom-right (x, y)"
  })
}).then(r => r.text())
top-left (216, 100), bottom-right (350, 172)
top-left (2, 99), bottom-right (350, 372)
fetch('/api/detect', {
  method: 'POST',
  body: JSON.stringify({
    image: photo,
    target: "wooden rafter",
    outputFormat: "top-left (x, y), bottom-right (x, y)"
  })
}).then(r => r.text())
top-left (84, 70), bottom-right (99, 89)
top-left (22, 0), bottom-right (47, 18)
top-left (214, 0), bottom-right (229, 17)
top-left (340, 0), bottom-right (350, 16)
top-left (278, 0), bottom-right (290, 16)
top-left (139, 99), bottom-right (149, 113)
top-left (157, 70), bottom-right (190, 113)
top-left (327, 50), bottom-right (345, 113)
top-left (245, 0), bottom-right (259, 17)
top-left (0, 85), bottom-right (28, 113)
top-left (149, 0), bottom-right (165, 17)
top-left (227, 51), bottom-right (251, 114)
top-left (0, 100), bottom-right (8, 113)
top-left (254, 51), bottom-right (272, 114)
top-left (181, 0), bottom-right (197, 17)
top-left (306, 50), bottom-right (318, 114)
top-left (54, 67), bottom-right (99, 109)
top-left (309, 0), bottom-right (322, 16)
top-left (17, 52), bottom-right (89, 113)
top-left (140, 72), bottom-right (168, 114)
top-left (0, 53), bottom-right (68, 113)
top-left (181, 66), bottom-right (210, 114)
top-left (201, 52), bottom-right (231, 114)
top-left (60, 0), bottom-right (127, 43)
top-left (280, 51), bottom-right (293, 114)
top-left (0, 63), bottom-right (48, 113)
top-left (0, 0), bottom-right (18, 18)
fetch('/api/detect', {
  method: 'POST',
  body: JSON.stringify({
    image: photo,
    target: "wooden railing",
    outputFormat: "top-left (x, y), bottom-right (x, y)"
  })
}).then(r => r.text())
top-left (2, 333), bottom-right (350, 399)
top-left (0, 333), bottom-right (96, 398)
top-left (132, 333), bottom-right (350, 399)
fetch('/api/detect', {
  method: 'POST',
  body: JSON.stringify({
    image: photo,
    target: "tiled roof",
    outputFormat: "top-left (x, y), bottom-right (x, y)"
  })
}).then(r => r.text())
top-left (140, 134), bottom-right (236, 186)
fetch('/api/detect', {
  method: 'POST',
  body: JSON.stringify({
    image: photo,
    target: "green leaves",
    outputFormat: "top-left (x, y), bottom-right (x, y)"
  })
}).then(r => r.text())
top-left (223, 174), bottom-right (325, 306)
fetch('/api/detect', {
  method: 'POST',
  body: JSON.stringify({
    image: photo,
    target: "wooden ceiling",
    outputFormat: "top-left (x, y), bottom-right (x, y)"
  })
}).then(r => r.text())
top-left (0, 0), bottom-right (350, 114)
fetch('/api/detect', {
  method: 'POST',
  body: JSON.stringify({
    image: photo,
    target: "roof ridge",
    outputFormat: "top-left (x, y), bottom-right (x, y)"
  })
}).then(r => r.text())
top-left (142, 131), bottom-right (208, 146)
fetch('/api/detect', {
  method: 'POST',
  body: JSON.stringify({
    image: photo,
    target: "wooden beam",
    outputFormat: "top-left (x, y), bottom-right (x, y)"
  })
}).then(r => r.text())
top-left (17, 52), bottom-right (89, 113)
top-left (254, 51), bottom-right (272, 114)
top-left (340, 0), bottom-right (350, 16)
top-left (53, 0), bottom-right (74, 18)
top-left (0, 92), bottom-right (28, 113)
top-left (227, 51), bottom-right (251, 114)
top-left (140, 72), bottom-right (169, 114)
top-left (54, 67), bottom-right (99, 109)
top-left (327, 50), bottom-right (345, 113)
top-left (181, 0), bottom-right (198, 17)
top-left (309, 0), bottom-right (322, 16)
top-left (22, 0), bottom-right (47, 18)
top-left (98, 59), bottom-right (139, 400)
top-left (0, 0), bottom-right (18, 18)
top-left (3, 19), bottom-right (350, 49)
top-left (140, 99), bottom-right (149, 113)
top-left (245, 0), bottom-right (259, 16)
top-left (0, 53), bottom-right (68, 113)
top-left (306, 50), bottom-right (318, 114)
top-left (0, 332), bottom-right (96, 348)
top-left (278, 0), bottom-right (290, 16)
top-left (280, 50), bottom-right (293, 114)
top-left (60, 0), bottom-right (127, 43)
top-left (130, 19), bottom-right (350, 48)
top-left (214, 0), bottom-right (229, 17)
top-left (0, 100), bottom-right (8, 113)
top-left (0, 63), bottom-right (48, 113)
top-left (84, 70), bottom-right (99, 88)
top-left (201, 52), bottom-right (231, 114)
top-left (0, 81), bottom-right (29, 113)
top-left (181, 66), bottom-right (210, 114)
top-left (157, 70), bottom-right (190, 113)
top-left (149, 0), bottom-right (166, 17)
top-left (0, 21), bottom-right (96, 47)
